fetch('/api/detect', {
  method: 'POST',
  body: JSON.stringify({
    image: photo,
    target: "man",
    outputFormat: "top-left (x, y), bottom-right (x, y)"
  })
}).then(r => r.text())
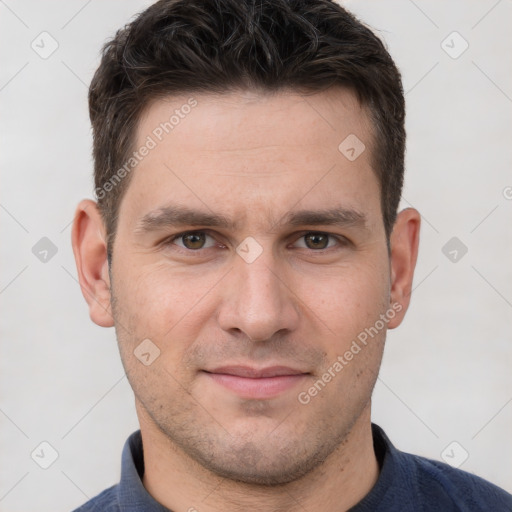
top-left (71, 0), bottom-right (512, 510)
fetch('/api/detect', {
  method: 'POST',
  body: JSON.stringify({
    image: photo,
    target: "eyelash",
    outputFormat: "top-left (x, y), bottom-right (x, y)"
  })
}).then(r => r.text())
top-left (163, 230), bottom-right (348, 255)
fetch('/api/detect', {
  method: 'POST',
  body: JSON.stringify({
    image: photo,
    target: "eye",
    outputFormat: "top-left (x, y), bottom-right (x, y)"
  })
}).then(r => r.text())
top-left (171, 231), bottom-right (217, 250)
top-left (293, 232), bottom-right (343, 250)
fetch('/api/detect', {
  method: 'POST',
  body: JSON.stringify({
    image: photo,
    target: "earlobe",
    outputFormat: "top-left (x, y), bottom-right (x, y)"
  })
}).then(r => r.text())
top-left (387, 208), bottom-right (421, 329)
top-left (71, 199), bottom-right (115, 328)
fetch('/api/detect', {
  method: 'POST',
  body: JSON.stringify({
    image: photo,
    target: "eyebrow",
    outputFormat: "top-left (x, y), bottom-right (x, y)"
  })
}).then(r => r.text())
top-left (282, 208), bottom-right (367, 230)
top-left (135, 206), bottom-right (234, 233)
top-left (134, 204), bottom-right (368, 234)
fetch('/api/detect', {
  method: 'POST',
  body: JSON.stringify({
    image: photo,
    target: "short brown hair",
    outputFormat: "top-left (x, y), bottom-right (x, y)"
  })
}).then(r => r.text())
top-left (89, 0), bottom-right (405, 252)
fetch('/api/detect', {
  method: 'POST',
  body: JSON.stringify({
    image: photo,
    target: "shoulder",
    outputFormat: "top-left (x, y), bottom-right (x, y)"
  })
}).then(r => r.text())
top-left (406, 452), bottom-right (512, 511)
top-left (71, 484), bottom-right (119, 512)
top-left (363, 425), bottom-right (512, 512)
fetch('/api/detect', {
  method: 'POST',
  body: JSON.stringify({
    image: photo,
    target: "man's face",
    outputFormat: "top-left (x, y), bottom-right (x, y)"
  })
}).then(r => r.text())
top-left (110, 89), bottom-right (394, 484)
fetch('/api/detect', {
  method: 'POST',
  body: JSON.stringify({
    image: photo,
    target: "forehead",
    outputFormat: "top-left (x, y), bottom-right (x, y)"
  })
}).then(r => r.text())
top-left (119, 88), bottom-right (380, 229)
top-left (137, 88), bottom-right (373, 155)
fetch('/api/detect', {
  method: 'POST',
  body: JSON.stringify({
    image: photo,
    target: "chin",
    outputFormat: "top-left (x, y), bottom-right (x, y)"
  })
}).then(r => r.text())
top-left (185, 438), bottom-right (331, 487)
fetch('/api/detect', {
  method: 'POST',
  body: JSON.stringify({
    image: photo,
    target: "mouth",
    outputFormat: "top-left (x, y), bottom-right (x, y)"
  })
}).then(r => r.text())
top-left (202, 365), bottom-right (310, 400)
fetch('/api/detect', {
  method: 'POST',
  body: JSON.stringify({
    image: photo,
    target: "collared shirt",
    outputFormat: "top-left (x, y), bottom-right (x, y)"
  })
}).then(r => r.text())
top-left (72, 423), bottom-right (512, 511)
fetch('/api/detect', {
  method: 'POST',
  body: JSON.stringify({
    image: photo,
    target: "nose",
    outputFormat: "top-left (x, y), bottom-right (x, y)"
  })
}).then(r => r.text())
top-left (217, 250), bottom-right (300, 342)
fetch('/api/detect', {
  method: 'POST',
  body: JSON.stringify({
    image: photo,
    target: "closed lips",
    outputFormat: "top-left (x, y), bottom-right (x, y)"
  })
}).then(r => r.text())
top-left (203, 366), bottom-right (309, 378)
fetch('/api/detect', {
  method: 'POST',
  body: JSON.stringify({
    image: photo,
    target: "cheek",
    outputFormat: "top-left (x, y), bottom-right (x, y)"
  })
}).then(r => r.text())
top-left (112, 263), bottom-right (218, 396)
top-left (296, 259), bottom-right (390, 344)
top-left (113, 261), bottom-right (224, 350)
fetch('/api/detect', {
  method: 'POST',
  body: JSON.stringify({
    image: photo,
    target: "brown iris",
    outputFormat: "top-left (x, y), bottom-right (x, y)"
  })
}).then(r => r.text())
top-left (181, 232), bottom-right (206, 249)
top-left (304, 233), bottom-right (329, 250)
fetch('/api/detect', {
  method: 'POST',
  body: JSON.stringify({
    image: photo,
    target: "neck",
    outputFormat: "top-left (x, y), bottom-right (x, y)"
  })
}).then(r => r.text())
top-left (140, 405), bottom-right (379, 512)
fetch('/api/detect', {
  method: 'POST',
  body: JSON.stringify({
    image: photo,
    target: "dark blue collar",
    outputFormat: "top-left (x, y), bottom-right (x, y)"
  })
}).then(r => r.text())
top-left (76, 422), bottom-right (512, 511)
top-left (116, 430), bottom-right (170, 511)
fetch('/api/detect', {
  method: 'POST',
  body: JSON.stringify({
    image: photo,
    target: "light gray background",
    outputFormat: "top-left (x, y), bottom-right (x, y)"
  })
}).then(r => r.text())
top-left (1, 1), bottom-right (511, 510)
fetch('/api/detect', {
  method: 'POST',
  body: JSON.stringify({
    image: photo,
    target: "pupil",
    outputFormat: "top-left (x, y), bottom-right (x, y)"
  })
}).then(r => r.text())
top-left (306, 233), bottom-right (328, 249)
top-left (184, 233), bottom-right (205, 249)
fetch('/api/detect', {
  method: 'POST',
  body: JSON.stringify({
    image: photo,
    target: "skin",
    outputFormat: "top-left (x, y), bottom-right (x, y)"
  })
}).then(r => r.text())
top-left (72, 88), bottom-right (420, 512)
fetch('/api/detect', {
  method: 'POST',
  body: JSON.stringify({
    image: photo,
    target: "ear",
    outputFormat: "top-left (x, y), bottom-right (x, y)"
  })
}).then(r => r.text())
top-left (71, 199), bottom-right (114, 327)
top-left (387, 208), bottom-right (421, 329)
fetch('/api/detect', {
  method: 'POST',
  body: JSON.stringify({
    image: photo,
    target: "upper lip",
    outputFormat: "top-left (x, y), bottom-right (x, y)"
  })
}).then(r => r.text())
top-left (204, 365), bottom-right (308, 378)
